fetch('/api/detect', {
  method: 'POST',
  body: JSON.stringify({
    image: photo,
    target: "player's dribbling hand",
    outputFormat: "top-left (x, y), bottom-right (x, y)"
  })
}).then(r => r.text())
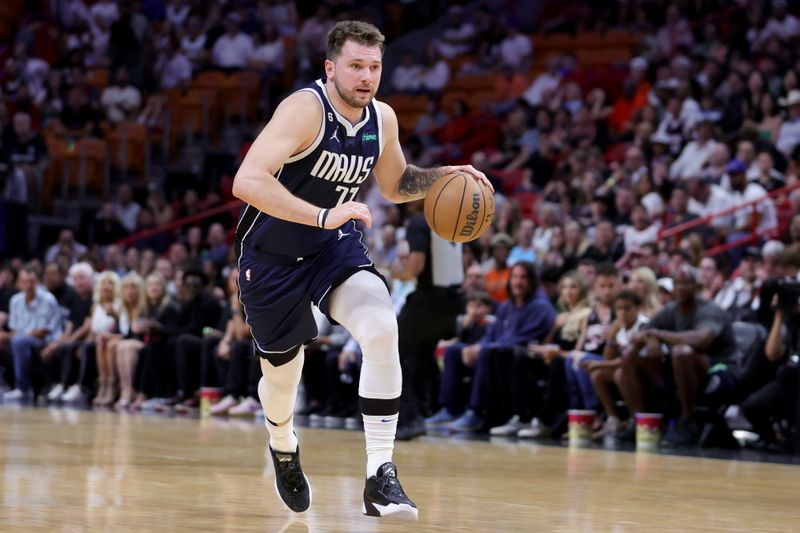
top-left (325, 201), bottom-right (372, 229)
top-left (441, 164), bottom-right (494, 193)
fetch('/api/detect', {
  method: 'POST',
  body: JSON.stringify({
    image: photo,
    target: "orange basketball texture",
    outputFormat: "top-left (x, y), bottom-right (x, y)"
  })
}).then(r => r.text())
top-left (423, 172), bottom-right (495, 243)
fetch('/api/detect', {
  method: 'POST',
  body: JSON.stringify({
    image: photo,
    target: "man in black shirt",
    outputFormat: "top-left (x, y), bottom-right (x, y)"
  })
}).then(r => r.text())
top-left (2, 111), bottom-right (48, 169)
top-left (58, 87), bottom-right (102, 138)
top-left (582, 220), bottom-right (624, 264)
top-left (41, 261), bottom-right (94, 400)
top-left (616, 266), bottom-right (739, 446)
top-left (43, 262), bottom-right (80, 328)
top-left (393, 208), bottom-right (464, 440)
top-left (167, 267), bottom-right (223, 408)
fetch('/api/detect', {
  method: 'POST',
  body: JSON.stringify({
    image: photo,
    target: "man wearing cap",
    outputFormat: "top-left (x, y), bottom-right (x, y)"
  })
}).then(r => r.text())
top-left (670, 113), bottom-right (718, 180)
top-left (724, 158), bottom-right (777, 264)
top-left (616, 266), bottom-right (739, 446)
top-left (211, 13), bottom-right (254, 69)
top-left (686, 174), bottom-right (733, 231)
top-left (776, 90), bottom-right (800, 157)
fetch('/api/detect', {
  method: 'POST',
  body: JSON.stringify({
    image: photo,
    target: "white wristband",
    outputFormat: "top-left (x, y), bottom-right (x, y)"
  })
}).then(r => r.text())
top-left (317, 208), bottom-right (329, 229)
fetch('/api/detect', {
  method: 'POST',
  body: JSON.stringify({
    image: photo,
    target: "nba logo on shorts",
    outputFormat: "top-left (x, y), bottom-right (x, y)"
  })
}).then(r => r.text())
top-left (245, 268), bottom-right (252, 282)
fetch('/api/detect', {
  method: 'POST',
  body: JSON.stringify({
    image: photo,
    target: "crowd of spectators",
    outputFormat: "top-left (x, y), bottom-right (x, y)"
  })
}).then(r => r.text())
top-left (0, 0), bottom-right (799, 453)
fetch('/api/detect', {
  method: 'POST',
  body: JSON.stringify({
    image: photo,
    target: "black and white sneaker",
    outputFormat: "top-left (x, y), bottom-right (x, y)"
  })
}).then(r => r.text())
top-left (362, 462), bottom-right (418, 521)
top-left (269, 445), bottom-right (312, 513)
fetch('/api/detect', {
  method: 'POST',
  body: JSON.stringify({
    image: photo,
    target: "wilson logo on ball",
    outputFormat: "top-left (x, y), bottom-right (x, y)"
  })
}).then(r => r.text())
top-left (423, 172), bottom-right (494, 243)
top-left (459, 193), bottom-right (481, 237)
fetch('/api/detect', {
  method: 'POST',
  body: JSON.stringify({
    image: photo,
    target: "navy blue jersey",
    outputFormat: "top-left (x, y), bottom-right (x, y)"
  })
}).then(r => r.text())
top-left (235, 78), bottom-right (384, 258)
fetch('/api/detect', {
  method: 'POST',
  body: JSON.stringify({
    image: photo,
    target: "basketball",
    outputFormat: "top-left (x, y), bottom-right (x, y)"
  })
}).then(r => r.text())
top-left (423, 172), bottom-right (495, 243)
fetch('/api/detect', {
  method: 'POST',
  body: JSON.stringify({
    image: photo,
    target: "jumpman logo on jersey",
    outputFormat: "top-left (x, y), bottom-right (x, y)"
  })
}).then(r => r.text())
top-left (337, 229), bottom-right (350, 240)
top-left (330, 128), bottom-right (340, 142)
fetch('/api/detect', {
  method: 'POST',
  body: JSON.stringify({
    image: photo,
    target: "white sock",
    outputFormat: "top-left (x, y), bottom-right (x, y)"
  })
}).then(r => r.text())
top-left (363, 413), bottom-right (398, 476)
top-left (327, 271), bottom-right (403, 478)
top-left (258, 352), bottom-right (304, 453)
top-left (359, 346), bottom-right (401, 478)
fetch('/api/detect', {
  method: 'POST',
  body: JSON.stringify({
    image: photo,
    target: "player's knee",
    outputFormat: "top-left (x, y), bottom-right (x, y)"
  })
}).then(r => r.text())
top-left (357, 311), bottom-right (398, 355)
top-left (261, 344), bottom-right (302, 369)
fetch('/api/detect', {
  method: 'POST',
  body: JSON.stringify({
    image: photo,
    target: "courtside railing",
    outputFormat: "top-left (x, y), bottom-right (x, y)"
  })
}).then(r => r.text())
top-left (658, 180), bottom-right (800, 257)
top-left (116, 199), bottom-right (243, 248)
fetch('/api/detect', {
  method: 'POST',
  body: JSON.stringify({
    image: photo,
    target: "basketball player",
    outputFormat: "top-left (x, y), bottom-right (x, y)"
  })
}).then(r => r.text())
top-left (231, 21), bottom-right (491, 520)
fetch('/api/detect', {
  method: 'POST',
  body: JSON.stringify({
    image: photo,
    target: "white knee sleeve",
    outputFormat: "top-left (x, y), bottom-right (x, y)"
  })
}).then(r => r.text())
top-left (328, 270), bottom-right (402, 401)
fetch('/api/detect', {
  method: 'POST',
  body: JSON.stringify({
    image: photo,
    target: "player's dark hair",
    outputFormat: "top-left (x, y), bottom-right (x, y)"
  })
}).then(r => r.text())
top-left (326, 20), bottom-right (385, 60)
top-left (614, 289), bottom-right (641, 306)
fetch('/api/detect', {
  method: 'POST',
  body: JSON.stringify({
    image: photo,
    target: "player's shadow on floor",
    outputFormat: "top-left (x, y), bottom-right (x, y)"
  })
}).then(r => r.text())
top-left (276, 518), bottom-right (309, 533)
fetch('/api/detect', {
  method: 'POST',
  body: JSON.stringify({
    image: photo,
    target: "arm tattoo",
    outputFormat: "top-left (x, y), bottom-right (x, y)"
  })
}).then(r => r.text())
top-left (398, 165), bottom-right (443, 198)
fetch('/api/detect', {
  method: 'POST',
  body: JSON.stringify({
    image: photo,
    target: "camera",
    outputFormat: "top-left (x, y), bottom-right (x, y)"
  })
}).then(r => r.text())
top-left (761, 278), bottom-right (800, 314)
top-left (777, 279), bottom-right (800, 313)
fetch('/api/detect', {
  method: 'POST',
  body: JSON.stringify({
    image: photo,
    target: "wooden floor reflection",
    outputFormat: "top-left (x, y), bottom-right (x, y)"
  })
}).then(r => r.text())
top-left (0, 406), bottom-right (797, 532)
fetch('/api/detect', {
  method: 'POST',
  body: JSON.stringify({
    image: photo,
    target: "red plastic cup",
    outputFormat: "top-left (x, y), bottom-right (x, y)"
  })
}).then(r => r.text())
top-left (568, 409), bottom-right (596, 447)
top-left (635, 412), bottom-right (663, 451)
top-left (199, 387), bottom-right (223, 417)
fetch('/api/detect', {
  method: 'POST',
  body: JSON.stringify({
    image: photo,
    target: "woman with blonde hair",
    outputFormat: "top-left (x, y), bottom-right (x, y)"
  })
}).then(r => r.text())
top-left (113, 272), bottom-right (147, 408)
top-left (89, 271), bottom-right (121, 407)
top-left (627, 267), bottom-right (662, 317)
top-left (550, 271), bottom-right (592, 347)
top-left (528, 271), bottom-right (592, 357)
top-left (132, 272), bottom-right (181, 409)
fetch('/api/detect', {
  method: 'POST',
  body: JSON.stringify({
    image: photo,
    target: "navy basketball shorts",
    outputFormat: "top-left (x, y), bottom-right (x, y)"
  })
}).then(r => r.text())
top-left (237, 221), bottom-right (385, 357)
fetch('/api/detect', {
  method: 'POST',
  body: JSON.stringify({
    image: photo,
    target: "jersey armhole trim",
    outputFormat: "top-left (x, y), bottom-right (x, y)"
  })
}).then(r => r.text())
top-left (373, 99), bottom-right (384, 158)
top-left (286, 89), bottom-right (325, 164)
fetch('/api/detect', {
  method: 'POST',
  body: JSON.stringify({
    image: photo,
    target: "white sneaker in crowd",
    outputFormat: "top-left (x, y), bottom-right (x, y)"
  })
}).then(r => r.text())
top-left (47, 384), bottom-right (65, 402)
top-left (489, 415), bottom-right (525, 436)
top-left (210, 394), bottom-right (238, 416)
top-left (228, 397), bottom-right (261, 417)
top-left (2, 389), bottom-right (33, 402)
top-left (61, 385), bottom-right (85, 403)
top-left (518, 418), bottom-right (549, 439)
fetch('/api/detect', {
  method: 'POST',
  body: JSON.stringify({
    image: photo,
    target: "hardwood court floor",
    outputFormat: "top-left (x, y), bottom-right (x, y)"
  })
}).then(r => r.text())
top-left (0, 406), bottom-right (797, 533)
